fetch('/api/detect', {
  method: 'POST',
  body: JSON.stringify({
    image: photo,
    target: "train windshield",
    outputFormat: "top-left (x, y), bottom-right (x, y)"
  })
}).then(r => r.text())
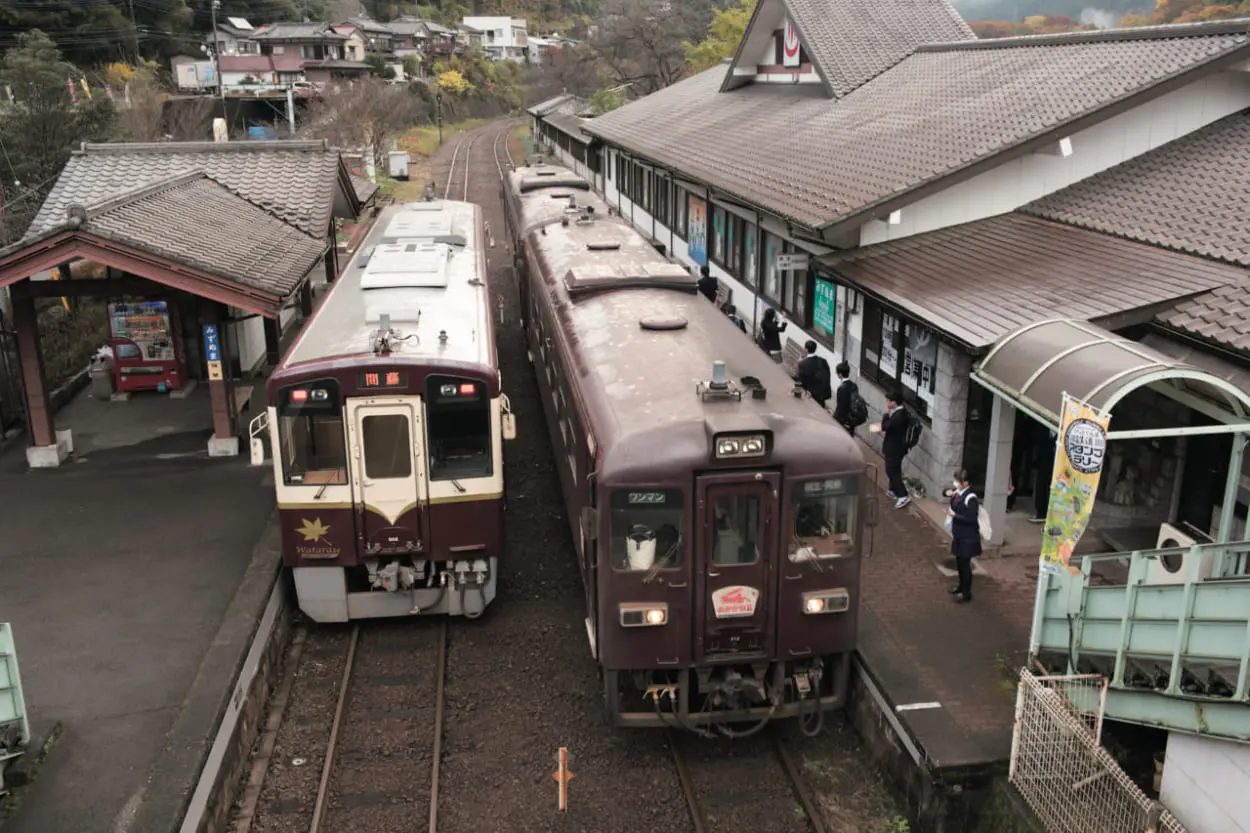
top-left (790, 477), bottom-right (856, 562)
top-left (425, 375), bottom-right (492, 480)
top-left (609, 489), bottom-right (685, 571)
top-left (276, 380), bottom-right (347, 486)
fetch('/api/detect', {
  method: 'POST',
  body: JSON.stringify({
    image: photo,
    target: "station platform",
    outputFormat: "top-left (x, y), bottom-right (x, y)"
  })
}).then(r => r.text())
top-left (0, 391), bottom-right (280, 833)
top-left (855, 440), bottom-right (1035, 782)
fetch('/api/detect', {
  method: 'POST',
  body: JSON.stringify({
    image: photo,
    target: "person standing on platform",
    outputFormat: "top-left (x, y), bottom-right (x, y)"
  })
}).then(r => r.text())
top-left (795, 340), bottom-right (832, 409)
top-left (697, 265), bottom-right (718, 304)
top-left (871, 392), bottom-right (912, 508)
top-left (944, 469), bottom-right (982, 603)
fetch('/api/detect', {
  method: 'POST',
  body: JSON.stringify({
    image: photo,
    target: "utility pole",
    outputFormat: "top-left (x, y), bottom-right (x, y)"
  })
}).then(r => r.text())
top-left (436, 93), bottom-right (443, 146)
top-left (127, 0), bottom-right (139, 62)
top-left (210, 0), bottom-right (225, 102)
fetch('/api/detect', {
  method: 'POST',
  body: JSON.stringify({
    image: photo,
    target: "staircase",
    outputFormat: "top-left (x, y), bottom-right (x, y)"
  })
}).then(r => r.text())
top-left (0, 623), bottom-right (28, 796)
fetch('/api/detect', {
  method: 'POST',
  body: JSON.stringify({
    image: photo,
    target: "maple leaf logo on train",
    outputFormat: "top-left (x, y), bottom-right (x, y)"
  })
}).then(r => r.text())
top-left (722, 589), bottom-right (748, 605)
top-left (298, 518), bottom-right (331, 543)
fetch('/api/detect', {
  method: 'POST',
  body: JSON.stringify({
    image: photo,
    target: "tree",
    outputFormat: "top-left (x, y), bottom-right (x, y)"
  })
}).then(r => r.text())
top-left (588, 84), bottom-right (627, 115)
top-left (435, 68), bottom-right (472, 97)
top-left (592, 0), bottom-right (711, 94)
top-left (684, 0), bottom-right (755, 72)
top-left (300, 77), bottom-right (423, 174)
top-left (0, 30), bottom-right (116, 242)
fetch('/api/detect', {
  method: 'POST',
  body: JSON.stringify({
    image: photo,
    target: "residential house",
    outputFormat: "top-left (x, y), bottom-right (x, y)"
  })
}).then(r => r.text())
top-left (456, 22), bottom-right (484, 52)
top-left (329, 23), bottom-right (368, 62)
top-left (344, 15), bottom-right (394, 54)
top-left (386, 17), bottom-right (431, 52)
top-left (422, 20), bottom-right (459, 57)
top-left (251, 22), bottom-right (370, 85)
top-left (462, 16), bottom-right (529, 61)
top-left (218, 53), bottom-right (306, 91)
top-left (206, 17), bottom-right (259, 56)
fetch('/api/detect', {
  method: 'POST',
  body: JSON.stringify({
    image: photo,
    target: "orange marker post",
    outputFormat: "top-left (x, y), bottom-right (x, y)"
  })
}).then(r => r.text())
top-left (552, 746), bottom-right (575, 812)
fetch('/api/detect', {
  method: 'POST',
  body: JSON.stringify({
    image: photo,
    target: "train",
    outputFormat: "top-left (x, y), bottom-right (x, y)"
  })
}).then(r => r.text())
top-left (265, 197), bottom-right (512, 623)
top-left (504, 160), bottom-right (871, 735)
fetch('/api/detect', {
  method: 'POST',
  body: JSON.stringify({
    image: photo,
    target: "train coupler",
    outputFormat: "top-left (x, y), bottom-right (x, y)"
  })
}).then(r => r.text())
top-left (644, 683), bottom-right (679, 703)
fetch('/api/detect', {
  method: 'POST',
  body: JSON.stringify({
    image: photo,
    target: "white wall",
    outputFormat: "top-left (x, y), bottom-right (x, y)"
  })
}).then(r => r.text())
top-left (860, 70), bottom-right (1250, 246)
top-left (1161, 732), bottom-right (1250, 833)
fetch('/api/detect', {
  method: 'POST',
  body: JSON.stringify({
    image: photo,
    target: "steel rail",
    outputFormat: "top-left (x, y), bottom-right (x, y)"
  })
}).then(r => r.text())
top-left (774, 733), bottom-right (829, 833)
top-left (307, 624), bottom-right (360, 833)
top-left (666, 730), bottom-right (710, 833)
top-left (427, 620), bottom-right (449, 833)
top-left (443, 134), bottom-right (468, 200)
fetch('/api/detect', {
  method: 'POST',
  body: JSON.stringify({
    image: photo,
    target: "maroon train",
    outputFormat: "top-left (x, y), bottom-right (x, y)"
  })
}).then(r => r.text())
top-left (505, 162), bottom-right (871, 734)
top-left (264, 197), bottom-right (511, 622)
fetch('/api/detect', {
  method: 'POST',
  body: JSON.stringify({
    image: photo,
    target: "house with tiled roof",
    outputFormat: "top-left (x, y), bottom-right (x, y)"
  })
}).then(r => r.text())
top-left (538, 1), bottom-right (1250, 814)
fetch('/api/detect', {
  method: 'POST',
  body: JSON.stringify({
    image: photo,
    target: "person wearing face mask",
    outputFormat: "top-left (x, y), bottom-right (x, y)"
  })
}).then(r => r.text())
top-left (943, 469), bottom-right (981, 603)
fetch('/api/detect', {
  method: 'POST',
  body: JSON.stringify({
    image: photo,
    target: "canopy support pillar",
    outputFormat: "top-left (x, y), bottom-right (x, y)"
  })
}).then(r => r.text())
top-left (1217, 433), bottom-right (1248, 544)
top-left (984, 394), bottom-right (1015, 547)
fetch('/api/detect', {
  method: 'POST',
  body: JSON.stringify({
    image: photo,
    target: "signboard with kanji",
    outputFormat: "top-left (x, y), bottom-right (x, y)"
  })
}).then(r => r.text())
top-left (813, 278), bottom-right (836, 337)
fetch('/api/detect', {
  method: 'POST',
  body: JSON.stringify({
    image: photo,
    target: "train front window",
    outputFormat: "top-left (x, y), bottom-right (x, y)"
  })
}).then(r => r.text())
top-left (425, 375), bottom-right (492, 480)
top-left (790, 478), bottom-right (856, 562)
top-left (711, 495), bottom-right (761, 565)
top-left (610, 489), bottom-right (684, 571)
top-left (277, 380), bottom-right (347, 486)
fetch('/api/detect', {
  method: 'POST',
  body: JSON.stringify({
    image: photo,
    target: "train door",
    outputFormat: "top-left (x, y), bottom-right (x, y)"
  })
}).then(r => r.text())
top-left (346, 399), bottom-right (427, 556)
top-left (695, 472), bottom-right (779, 662)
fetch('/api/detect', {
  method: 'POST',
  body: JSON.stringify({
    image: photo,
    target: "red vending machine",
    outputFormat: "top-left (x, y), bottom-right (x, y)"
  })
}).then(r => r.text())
top-left (107, 300), bottom-right (186, 393)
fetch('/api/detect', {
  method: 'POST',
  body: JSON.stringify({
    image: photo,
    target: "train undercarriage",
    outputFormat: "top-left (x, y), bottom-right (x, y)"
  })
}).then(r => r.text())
top-left (603, 654), bottom-right (852, 737)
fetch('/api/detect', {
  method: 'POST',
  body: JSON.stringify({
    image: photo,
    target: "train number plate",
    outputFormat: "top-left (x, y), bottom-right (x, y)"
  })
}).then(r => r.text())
top-left (711, 585), bottom-right (760, 618)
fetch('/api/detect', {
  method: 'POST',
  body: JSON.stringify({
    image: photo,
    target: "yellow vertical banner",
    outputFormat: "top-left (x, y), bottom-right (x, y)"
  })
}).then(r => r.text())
top-left (1039, 393), bottom-right (1111, 576)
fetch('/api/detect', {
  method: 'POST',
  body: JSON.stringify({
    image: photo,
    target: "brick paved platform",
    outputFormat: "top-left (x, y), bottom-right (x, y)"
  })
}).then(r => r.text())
top-left (857, 440), bottom-right (1035, 774)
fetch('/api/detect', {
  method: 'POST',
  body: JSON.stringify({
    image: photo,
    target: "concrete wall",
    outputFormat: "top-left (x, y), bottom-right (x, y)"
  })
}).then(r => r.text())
top-left (1161, 731), bottom-right (1250, 833)
top-left (858, 70), bottom-right (1250, 246)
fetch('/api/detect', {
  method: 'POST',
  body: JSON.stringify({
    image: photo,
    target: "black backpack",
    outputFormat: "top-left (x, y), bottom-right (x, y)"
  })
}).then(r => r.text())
top-left (904, 414), bottom-right (923, 451)
top-left (846, 384), bottom-right (868, 427)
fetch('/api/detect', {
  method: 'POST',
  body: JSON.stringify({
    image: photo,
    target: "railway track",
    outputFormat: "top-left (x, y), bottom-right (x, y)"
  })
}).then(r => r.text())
top-left (669, 728), bottom-right (828, 833)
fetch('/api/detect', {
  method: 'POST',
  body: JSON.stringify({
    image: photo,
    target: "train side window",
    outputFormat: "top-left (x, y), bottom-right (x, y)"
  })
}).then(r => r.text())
top-left (711, 495), bottom-right (761, 565)
top-left (610, 489), bottom-right (684, 571)
top-left (361, 414), bottom-right (413, 479)
top-left (425, 375), bottom-right (493, 480)
top-left (790, 478), bottom-right (857, 562)
top-left (276, 380), bottom-right (347, 486)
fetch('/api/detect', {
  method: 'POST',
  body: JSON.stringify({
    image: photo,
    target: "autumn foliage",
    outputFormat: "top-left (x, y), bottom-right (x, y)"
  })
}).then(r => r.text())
top-left (969, 14), bottom-right (1092, 38)
top-left (970, 0), bottom-right (1250, 38)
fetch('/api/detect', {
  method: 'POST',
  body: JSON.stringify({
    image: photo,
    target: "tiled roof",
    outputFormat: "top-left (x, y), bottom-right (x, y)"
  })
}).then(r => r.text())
top-left (350, 174), bottom-right (380, 204)
top-left (823, 213), bottom-right (1244, 348)
top-left (387, 19), bottom-right (431, 36)
top-left (783, 0), bottom-right (973, 98)
top-left (26, 140), bottom-right (348, 239)
top-left (252, 22), bottom-right (346, 41)
top-left (1024, 109), bottom-right (1250, 267)
top-left (1159, 282), bottom-right (1250, 352)
top-left (528, 93), bottom-right (574, 116)
top-left (77, 174), bottom-right (326, 297)
top-left (545, 114), bottom-right (589, 140)
top-left (584, 20), bottom-right (1250, 230)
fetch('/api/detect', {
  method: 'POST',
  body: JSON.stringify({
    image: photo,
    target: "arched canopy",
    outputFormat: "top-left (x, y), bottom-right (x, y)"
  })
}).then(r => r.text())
top-left (973, 319), bottom-right (1250, 440)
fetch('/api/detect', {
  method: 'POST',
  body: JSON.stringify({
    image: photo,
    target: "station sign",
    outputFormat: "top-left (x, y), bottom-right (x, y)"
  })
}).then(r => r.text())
top-left (775, 252), bottom-right (809, 272)
top-left (202, 324), bottom-right (223, 381)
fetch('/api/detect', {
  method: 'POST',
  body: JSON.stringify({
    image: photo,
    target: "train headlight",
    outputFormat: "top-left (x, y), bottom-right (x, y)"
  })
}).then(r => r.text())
top-left (715, 433), bottom-right (767, 459)
top-left (801, 589), bottom-right (850, 615)
top-left (619, 602), bottom-right (668, 627)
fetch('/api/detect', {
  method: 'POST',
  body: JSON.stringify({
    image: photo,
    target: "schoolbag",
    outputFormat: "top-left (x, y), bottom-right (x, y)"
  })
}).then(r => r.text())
top-left (977, 502), bottom-right (993, 542)
top-left (848, 388), bottom-right (868, 427)
top-left (904, 415), bottom-right (923, 451)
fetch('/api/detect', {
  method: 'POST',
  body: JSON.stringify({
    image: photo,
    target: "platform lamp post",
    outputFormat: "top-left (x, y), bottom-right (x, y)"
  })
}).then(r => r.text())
top-left (436, 92), bottom-right (443, 146)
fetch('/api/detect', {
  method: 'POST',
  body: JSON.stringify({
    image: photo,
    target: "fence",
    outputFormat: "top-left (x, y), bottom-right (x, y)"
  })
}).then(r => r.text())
top-left (1009, 671), bottom-right (1189, 833)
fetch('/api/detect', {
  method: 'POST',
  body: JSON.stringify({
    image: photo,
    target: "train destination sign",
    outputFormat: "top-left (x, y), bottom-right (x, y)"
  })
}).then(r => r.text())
top-left (358, 370), bottom-right (408, 389)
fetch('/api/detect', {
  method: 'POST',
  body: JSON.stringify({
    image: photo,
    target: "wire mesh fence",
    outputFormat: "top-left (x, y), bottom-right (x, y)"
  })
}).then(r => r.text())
top-left (1009, 670), bottom-right (1187, 833)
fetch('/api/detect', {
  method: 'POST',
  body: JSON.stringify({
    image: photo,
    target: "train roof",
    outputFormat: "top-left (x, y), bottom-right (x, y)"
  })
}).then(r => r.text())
top-left (507, 163), bottom-right (610, 238)
top-left (526, 214), bottom-right (863, 483)
top-left (508, 162), bottom-right (589, 194)
top-left (278, 199), bottom-right (494, 374)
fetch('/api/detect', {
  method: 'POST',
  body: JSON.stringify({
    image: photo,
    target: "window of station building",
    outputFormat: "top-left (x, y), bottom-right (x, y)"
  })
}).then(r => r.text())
top-left (790, 477), bottom-right (856, 562)
top-left (675, 187), bottom-right (688, 238)
top-left (362, 414), bottom-right (413, 480)
top-left (425, 375), bottom-right (493, 480)
top-left (726, 213), bottom-right (742, 278)
top-left (276, 380), bottom-right (347, 486)
top-left (783, 247), bottom-right (809, 325)
top-left (609, 488), bottom-right (685, 571)
top-left (711, 206), bottom-right (726, 265)
top-left (742, 222), bottom-right (758, 289)
top-left (859, 298), bottom-right (935, 420)
top-left (762, 230), bottom-right (784, 304)
top-left (654, 173), bottom-right (670, 227)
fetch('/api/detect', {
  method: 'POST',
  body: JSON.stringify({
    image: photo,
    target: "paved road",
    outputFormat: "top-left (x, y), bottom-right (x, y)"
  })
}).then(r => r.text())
top-left (0, 450), bottom-right (273, 833)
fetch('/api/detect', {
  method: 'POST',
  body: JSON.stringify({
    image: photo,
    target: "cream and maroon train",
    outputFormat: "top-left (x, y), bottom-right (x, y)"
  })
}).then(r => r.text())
top-left (264, 198), bottom-right (513, 622)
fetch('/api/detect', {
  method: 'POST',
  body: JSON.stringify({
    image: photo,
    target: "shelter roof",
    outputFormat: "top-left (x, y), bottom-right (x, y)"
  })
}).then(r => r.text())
top-left (545, 114), bottom-right (589, 141)
top-left (528, 93), bottom-right (581, 117)
top-left (350, 174), bottom-right (380, 205)
top-left (25, 140), bottom-right (359, 240)
top-left (583, 15), bottom-right (1250, 231)
top-left (822, 213), bottom-right (1244, 348)
top-left (974, 319), bottom-right (1250, 431)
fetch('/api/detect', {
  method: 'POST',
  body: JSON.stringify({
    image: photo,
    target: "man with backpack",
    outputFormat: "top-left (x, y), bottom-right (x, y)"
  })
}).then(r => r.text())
top-left (795, 341), bottom-right (832, 408)
top-left (832, 361), bottom-right (868, 435)
top-left (872, 392), bottom-right (922, 509)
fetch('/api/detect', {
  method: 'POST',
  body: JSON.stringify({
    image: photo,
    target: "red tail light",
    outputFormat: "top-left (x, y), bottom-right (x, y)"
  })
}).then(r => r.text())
top-left (459, 383), bottom-right (475, 395)
top-left (291, 389), bottom-right (309, 403)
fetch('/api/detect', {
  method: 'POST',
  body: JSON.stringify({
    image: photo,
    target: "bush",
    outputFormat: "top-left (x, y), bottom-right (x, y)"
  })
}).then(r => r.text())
top-left (38, 299), bottom-right (108, 391)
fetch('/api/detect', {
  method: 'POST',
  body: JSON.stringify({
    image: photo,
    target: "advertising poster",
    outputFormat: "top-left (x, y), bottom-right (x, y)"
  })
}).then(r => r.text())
top-left (687, 195), bottom-right (708, 266)
top-left (813, 278), bottom-right (836, 338)
top-left (1039, 394), bottom-right (1111, 576)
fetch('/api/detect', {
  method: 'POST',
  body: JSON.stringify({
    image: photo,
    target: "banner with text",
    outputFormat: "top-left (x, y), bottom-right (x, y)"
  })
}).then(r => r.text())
top-left (1039, 394), bottom-right (1111, 576)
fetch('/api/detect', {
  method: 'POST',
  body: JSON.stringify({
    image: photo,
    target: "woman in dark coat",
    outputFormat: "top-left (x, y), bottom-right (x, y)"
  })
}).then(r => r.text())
top-left (758, 307), bottom-right (786, 357)
top-left (944, 469), bottom-right (981, 603)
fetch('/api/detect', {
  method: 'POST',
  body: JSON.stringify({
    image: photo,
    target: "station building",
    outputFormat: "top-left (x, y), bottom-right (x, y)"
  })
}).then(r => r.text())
top-left (534, 0), bottom-right (1250, 552)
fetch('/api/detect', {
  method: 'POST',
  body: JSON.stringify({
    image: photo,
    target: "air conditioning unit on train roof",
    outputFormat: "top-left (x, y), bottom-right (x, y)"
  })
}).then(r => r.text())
top-left (1150, 521), bottom-right (1216, 585)
top-left (362, 243), bottom-right (450, 289)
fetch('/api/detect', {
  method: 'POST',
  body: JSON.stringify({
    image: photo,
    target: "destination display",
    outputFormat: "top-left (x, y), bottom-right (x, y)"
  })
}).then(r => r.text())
top-left (358, 370), bottom-right (408, 389)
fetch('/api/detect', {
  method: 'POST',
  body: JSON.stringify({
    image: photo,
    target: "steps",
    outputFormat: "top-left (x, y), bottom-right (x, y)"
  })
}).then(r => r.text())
top-left (0, 623), bottom-right (28, 796)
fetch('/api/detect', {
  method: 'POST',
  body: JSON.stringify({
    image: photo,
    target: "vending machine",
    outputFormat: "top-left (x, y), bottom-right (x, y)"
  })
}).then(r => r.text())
top-left (107, 300), bottom-right (186, 393)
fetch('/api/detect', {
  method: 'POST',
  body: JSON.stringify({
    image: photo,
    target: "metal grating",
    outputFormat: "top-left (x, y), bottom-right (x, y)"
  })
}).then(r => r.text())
top-left (1009, 671), bottom-right (1189, 833)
